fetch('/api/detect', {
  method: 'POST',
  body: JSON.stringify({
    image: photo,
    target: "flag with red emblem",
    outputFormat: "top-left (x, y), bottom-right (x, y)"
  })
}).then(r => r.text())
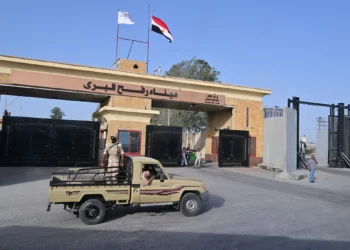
top-left (151, 16), bottom-right (173, 43)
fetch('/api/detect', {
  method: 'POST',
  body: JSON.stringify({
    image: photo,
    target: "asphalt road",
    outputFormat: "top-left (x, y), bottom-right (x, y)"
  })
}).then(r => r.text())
top-left (1, 165), bottom-right (350, 250)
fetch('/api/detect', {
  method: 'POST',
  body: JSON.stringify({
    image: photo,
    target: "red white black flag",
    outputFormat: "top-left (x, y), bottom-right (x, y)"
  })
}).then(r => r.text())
top-left (151, 16), bottom-right (173, 43)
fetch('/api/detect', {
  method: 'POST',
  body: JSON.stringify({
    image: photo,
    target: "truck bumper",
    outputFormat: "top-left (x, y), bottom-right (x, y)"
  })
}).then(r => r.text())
top-left (200, 191), bottom-right (209, 201)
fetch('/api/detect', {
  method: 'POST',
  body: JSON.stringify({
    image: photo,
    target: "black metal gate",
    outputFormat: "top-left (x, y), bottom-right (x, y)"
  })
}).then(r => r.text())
top-left (218, 129), bottom-right (249, 167)
top-left (343, 117), bottom-right (350, 159)
top-left (145, 125), bottom-right (182, 166)
top-left (328, 115), bottom-right (338, 166)
top-left (0, 116), bottom-right (99, 166)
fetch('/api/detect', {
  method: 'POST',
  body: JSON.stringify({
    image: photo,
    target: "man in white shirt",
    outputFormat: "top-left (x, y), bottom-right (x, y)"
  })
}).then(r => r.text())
top-left (308, 153), bottom-right (318, 183)
top-left (194, 148), bottom-right (202, 169)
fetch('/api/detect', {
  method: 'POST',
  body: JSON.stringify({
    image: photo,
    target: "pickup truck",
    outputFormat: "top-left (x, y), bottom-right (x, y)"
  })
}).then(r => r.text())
top-left (47, 156), bottom-right (209, 225)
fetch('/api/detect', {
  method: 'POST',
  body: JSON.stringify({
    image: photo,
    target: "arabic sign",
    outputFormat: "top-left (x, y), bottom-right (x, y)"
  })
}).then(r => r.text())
top-left (10, 70), bottom-right (226, 106)
top-left (83, 81), bottom-right (178, 99)
top-left (205, 94), bottom-right (220, 104)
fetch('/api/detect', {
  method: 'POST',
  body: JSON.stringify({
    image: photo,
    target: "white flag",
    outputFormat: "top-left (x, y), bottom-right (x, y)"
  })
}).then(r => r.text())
top-left (118, 11), bottom-right (135, 25)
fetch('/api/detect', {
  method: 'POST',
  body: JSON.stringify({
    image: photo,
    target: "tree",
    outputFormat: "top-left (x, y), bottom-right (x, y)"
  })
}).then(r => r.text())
top-left (151, 57), bottom-right (220, 130)
top-left (165, 57), bottom-right (220, 82)
top-left (50, 107), bottom-right (65, 120)
top-left (92, 104), bottom-right (100, 121)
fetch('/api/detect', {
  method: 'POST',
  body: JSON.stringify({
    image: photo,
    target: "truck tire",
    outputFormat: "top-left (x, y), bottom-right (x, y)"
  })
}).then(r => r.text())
top-left (79, 199), bottom-right (106, 225)
top-left (180, 193), bottom-right (202, 217)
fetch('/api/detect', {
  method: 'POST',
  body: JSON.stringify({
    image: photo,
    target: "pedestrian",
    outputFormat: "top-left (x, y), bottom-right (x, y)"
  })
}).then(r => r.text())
top-left (308, 153), bottom-right (318, 183)
top-left (101, 133), bottom-right (124, 183)
top-left (181, 147), bottom-right (188, 167)
top-left (194, 148), bottom-right (202, 168)
top-left (186, 147), bottom-right (191, 165)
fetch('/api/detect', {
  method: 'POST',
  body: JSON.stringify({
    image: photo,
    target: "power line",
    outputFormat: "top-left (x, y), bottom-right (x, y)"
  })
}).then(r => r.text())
top-left (0, 96), bottom-right (20, 110)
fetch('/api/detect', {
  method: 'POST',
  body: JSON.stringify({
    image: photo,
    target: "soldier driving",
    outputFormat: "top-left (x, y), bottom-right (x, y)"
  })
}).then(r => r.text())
top-left (101, 133), bottom-right (124, 183)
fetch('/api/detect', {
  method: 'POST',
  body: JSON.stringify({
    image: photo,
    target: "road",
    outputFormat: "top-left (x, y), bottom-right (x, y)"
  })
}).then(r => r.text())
top-left (1, 165), bottom-right (350, 250)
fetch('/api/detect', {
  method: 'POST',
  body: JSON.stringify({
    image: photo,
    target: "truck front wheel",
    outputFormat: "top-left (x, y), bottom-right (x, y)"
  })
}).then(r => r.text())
top-left (79, 199), bottom-right (106, 225)
top-left (180, 193), bottom-right (202, 217)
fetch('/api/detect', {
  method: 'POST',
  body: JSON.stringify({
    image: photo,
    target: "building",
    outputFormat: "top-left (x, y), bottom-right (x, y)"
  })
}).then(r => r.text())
top-left (0, 55), bottom-right (271, 166)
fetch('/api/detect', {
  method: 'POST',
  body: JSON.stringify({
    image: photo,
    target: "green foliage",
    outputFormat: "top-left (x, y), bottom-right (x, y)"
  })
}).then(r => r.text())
top-left (50, 107), bottom-right (65, 120)
top-left (150, 108), bottom-right (207, 130)
top-left (151, 58), bottom-right (220, 129)
top-left (305, 149), bottom-right (314, 155)
top-left (165, 57), bottom-right (220, 82)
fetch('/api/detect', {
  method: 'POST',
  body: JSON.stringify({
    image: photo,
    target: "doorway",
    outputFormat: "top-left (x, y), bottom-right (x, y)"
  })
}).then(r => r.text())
top-left (118, 130), bottom-right (142, 156)
top-left (218, 129), bottom-right (249, 167)
top-left (145, 125), bottom-right (182, 166)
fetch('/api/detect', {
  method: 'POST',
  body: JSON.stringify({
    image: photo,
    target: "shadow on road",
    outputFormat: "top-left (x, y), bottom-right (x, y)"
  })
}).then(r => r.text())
top-left (0, 167), bottom-right (68, 187)
top-left (104, 193), bottom-right (225, 223)
top-left (0, 226), bottom-right (349, 250)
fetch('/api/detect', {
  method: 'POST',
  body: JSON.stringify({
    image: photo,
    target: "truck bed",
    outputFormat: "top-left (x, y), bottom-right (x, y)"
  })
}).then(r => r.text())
top-left (50, 166), bottom-right (131, 186)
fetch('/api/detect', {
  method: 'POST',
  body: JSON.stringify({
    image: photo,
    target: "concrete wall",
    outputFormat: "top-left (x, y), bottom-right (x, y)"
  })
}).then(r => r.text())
top-left (316, 129), bottom-right (328, 167)
top-left (284, 108), bottom-right (297, 172)
top-left (263, 116), bottom-right (285, 168)
top-left (263, 108), bottom-right (297, 171)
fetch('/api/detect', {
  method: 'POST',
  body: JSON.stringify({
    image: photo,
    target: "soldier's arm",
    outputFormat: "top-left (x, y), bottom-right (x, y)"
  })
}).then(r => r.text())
top-left (101, 146), bottom-right (108, 167)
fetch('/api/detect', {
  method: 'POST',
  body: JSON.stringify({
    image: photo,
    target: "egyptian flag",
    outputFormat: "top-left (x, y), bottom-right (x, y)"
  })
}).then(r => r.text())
top-left (151, 16), bottom-right (173, 43)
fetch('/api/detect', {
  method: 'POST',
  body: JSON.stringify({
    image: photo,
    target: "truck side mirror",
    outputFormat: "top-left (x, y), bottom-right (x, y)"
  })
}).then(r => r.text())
top-left (160, 173), bottom-right (164, 182)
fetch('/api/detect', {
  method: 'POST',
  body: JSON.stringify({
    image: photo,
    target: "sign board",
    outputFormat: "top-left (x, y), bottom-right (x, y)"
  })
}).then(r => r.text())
top-left (10, 70), bottom-right (226, 106)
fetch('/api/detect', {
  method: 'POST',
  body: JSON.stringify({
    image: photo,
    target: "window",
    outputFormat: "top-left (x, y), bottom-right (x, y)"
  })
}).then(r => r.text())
top-left (212, 136), bottom-right (219, 154)
top-left (246, 107), bottom-right (250, 127)
top-left (118, 130), bottom-right (141, 155)
top-left (248, 137), bottom-right (256, 157)
top-left (142, 164), bottom-right (168, 180)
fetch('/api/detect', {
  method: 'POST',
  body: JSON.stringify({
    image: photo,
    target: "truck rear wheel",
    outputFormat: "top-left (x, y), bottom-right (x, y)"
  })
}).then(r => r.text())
top-left (180, 193), bottom-right (202, 217)
top-left (79, 199), bottom-right (106, 225)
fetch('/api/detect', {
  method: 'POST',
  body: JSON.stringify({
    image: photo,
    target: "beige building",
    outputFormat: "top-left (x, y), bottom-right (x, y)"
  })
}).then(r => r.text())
top-left (0, 55), bottom-right (271, 166)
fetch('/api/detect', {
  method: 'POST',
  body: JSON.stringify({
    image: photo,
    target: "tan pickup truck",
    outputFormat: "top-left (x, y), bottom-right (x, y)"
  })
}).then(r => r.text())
top-left (47, 156), bottom-right (209, 225)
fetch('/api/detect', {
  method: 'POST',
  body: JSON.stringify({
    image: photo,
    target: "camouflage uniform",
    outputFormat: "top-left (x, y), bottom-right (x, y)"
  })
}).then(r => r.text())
top-left (104, 141), bottom-right (124, 183)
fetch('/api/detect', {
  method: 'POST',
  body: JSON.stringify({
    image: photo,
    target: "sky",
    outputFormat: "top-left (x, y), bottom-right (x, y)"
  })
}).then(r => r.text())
top-left (1, 0), bottom-right (350, 142)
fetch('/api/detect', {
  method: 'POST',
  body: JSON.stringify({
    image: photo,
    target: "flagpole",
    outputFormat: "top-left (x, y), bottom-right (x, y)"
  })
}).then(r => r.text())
top-left (147, 4), bottom-right (151, 73)
top-left (116, 9), bottom-right (120, 63)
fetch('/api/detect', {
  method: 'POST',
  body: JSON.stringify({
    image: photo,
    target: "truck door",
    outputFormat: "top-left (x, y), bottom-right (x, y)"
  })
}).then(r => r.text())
top-left (139, 163), bottom-right (172, 204)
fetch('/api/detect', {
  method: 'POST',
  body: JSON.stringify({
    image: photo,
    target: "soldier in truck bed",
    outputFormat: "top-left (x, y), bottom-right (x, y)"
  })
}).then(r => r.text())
top-left (101, 133), bottom-right (125, 183)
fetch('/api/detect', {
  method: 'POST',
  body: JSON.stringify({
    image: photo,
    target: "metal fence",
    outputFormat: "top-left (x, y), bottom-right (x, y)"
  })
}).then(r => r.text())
top-left (264, 107), bottom-right (284, 118)
top-left (328, 115), bottom-right (338, 163)
top-left (343, 117), bottom-right (350, 159)
top-left (1, 116), bottom-right (100, 166)
top-left (316, 117), bottom-right (328, 130)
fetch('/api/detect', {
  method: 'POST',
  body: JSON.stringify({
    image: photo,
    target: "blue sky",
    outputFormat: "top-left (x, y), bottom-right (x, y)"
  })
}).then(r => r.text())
top-left (1, 0), bottom-right (350, 142)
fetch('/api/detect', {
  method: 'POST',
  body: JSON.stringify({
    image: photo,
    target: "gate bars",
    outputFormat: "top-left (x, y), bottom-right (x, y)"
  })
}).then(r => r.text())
top-left (288, 97), bottom-right (350, 168)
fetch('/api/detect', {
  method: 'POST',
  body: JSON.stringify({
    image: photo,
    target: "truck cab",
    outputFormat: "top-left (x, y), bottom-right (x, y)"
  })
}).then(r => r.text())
top-left (47, 156), bottom-right (209, 225)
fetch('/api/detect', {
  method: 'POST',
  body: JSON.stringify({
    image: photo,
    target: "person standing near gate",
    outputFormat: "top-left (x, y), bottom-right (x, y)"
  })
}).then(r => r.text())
top-left (101, 133), bottom-right (124, 183)
top-left (308, 153), bottom-right (318, 183)
top-left (181, 147), bottom-right (188, 167)
top-left (194, 148), bottom-right (202, 168)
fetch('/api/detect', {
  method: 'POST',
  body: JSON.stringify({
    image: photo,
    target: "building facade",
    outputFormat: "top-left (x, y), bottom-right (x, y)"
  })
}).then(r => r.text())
top-left (0, 55), bottom-right (271, 166)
